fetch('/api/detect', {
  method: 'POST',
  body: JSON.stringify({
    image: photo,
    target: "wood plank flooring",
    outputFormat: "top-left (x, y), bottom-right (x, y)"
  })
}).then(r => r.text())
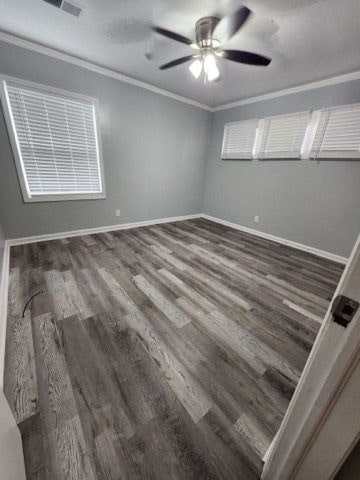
top-left (4, 218), bottom-right (344, 479)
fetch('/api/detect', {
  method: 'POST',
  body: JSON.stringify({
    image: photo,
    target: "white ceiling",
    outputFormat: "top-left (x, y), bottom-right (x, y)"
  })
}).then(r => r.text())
top-left (1, 0), bottom-right (360, 107)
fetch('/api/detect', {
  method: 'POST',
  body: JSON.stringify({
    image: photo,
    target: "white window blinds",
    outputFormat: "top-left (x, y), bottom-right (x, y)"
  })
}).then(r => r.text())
top-left (222, 120), bottom-right (258, 159)
top-left (2, 80), bottom-right (104, 201)
top-left (310, 104), bottom-right (360, 159)
top-left (258, 111), bottom-right (311, 159)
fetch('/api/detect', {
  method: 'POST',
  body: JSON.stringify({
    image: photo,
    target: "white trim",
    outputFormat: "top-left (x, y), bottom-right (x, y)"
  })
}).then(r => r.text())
top-left (7, 214), bottom-right (203, 246)
top-left (201, 214), bottom-right (348, 264)
top-left (0, 73), bottom-right (102, 103)
top-left (263, 429), bottom-right (280, 464)
top-left (262, 232), bottom-right (360, 479)
top-left (0, 31), bottom-right (212, 112)
top-left (301, 110), bottom-right (321, 159)
top-left (0, 240), bottom-right (10, 390)
top-left (14, 193), bottom-right (107, 203)
top-left (221, 119), bottom-right (259, 160)
top-left (0, 211), bottom-right (347, 388)
top-left (0, 75), bottom-right (107, 203)
top-left (213, 70), bottom-right (360, 111)
top-left (309, 102), bottom-right (360, 161)
top-left (0, 214), bottom-right (201, 388)
top-left (252, 119), bottom-right (264, 159)
top-left (6, 213), bottom-right (348, 263)
top-left (257, 110), bottom-right (311, 160)
top-left (2, 31), bottom-right (360, 113)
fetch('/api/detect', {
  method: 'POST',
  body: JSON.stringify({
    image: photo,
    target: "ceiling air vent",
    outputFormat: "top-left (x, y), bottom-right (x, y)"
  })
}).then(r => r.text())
top-left (43, 0), bottom-right (62, 7)
top-left (43, 0), bottom-right (83, 17)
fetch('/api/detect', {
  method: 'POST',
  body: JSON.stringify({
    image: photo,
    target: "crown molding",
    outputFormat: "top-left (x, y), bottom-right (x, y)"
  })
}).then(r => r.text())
top-left (1, 30), bottom-right (360, 114)
top-left (0, 31), bottom-right (212, 112)
top-left (213, 70), bottom-right (360, 111)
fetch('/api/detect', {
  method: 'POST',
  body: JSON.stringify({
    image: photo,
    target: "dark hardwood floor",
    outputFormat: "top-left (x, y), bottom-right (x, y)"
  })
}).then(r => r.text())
top-left (4, 218), bottom-right (343, 480)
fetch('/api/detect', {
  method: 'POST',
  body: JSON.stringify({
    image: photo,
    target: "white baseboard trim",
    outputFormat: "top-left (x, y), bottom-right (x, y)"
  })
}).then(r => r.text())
top-left (7, 212), bottom-right (348, 264)
top-left (7, 214), bottom-right (202, 246)
top-left (2, 213), bottom-right (201, 385)
top-left (1, 211), bottom-right (347, 387)
top-left (0, 241), bottom-right (10, 390)
top-left (201, 214), bottom-right (348, 265)
top-left (262, 428), bottom-right (280, 464)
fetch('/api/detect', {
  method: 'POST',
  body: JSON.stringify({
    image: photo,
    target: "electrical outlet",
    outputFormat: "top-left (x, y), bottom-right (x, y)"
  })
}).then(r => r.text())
top-left (254, 215), bottom-right (259, 223)
top-left (115, 209), bottom-right (121, 217)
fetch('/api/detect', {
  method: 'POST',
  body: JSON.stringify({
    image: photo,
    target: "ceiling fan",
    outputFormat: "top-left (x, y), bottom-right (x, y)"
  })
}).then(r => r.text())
top-left (152, 6), bottom-right (271, 82)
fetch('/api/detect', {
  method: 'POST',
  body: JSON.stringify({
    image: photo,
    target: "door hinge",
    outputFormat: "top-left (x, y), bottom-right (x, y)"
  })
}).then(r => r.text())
top-left (331, 295), bottom-right (359, 328)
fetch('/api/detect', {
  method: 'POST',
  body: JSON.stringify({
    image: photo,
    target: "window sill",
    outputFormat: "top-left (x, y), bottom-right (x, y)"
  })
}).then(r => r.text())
top-left (23, 193), bottom-right (107, 203)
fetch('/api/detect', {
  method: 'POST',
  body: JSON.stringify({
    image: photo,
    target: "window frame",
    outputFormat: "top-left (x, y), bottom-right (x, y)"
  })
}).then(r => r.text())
top-left (0, 75), bottom-right (106, 203)
top-left (309, 102), bottom-right (360, 160)
top-left (257, 110), bottom-right (312, 160)
top-left (221, 119), bottom-right (259, 160)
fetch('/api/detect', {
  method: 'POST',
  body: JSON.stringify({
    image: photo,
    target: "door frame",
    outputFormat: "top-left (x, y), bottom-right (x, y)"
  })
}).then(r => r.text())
top-left (262, 233), bottom-right (360, 479)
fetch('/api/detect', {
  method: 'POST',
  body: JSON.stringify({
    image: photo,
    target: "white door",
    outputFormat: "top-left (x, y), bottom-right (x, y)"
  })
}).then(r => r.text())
top-left (262, 234), bottom-right (360, 480)
top-left (0, 390), bottom-right (26, 480)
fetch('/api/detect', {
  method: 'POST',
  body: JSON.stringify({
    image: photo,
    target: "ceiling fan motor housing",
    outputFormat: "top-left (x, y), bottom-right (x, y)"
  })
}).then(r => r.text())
top-left (155, 7), bottom-right (271, 71)
top-left (195, 16), bottom-right (220, 48)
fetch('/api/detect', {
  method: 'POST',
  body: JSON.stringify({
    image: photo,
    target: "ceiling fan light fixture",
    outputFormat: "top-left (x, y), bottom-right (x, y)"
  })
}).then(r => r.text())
top-left (155, 8), bottom-right (272, 81)
top-left (207, 64), bottom-right (220, 82)
top-left (204, 53), bottom-right (220, 81)
top-left (189, 59), bottom-right (203, 79)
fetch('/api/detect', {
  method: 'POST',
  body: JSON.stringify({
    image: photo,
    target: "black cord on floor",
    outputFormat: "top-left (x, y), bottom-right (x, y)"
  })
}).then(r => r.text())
top-left (22, 291), bottom-right (45, 318)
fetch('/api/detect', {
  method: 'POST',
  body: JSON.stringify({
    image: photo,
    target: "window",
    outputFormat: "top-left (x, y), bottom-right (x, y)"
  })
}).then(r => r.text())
top-left (221, 105), bottom-right (360, 162)
top-left (0, 77), bottom-right (105, 202)
top-left (222, 119), bottom-right (258, 159)
top-left (258, 111), bottom-right (311, 159)
top-left (310, 104), bottom-right (360, 159)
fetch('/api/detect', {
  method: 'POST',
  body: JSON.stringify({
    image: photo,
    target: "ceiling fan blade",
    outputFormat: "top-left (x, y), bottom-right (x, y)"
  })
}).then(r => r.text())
top-left (153, 26), bottom-right (194, 46)
top-left (159, 55), bottom-right (197, 70)
top-left (221, 50), bottom-right (271, 66)
top-left (213, 6), bottom-right (251, 44)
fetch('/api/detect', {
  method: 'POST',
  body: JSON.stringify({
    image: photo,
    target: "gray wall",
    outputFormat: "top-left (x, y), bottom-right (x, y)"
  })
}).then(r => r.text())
top-left (203, 80), bottom-right (360, 258)
top-left (0, 41), bottom-right (210, 238)
top-left (1, 40), bottom-right (360, 257)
